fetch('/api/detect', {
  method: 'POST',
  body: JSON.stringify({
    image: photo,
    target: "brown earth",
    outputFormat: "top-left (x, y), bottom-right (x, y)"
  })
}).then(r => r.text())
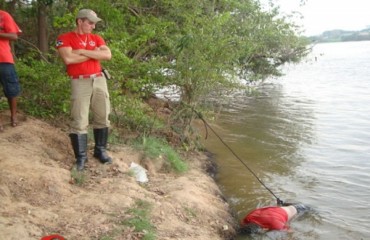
top-left (0, 110), bottom-right (238, 240)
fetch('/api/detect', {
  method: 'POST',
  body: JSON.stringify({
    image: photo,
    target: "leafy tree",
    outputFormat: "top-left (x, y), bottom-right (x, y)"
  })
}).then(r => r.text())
top-left (1, 0), bottom-right (310, 147)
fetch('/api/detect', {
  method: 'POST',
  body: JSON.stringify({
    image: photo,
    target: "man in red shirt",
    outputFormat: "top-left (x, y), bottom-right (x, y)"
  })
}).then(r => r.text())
top-left (56, 9), bottom-right (112, 171)
top-left (0, 10), bottom-right (22, 131)
top-left (240, 203), bottom-right (311, 234)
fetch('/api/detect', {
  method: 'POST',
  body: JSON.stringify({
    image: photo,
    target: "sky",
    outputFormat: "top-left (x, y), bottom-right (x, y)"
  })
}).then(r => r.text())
top-left (265, 0), bottom-right (370, 36)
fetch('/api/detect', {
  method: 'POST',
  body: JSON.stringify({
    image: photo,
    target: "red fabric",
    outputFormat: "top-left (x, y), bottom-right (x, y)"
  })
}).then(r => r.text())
top-left (0, 10), bottom-right (22, 63)
top-left (241, 207), bottom-right (289, 230)
top-left (41, 234), bottom-right (65, 240)
top-left (56, 31), bottom-right (105, 76)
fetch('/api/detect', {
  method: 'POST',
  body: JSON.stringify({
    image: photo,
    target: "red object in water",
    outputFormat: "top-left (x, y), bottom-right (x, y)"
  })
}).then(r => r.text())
top-left (41, 234), bottom-right (65, 240)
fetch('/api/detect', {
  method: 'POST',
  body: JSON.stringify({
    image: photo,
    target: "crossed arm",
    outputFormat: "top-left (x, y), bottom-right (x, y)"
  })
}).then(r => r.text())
top-left (57, 45), bottom-right (111, 65)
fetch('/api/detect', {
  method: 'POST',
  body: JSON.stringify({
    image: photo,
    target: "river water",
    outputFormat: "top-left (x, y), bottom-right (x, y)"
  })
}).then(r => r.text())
top-left (202, 41), bottom-right (370, 239)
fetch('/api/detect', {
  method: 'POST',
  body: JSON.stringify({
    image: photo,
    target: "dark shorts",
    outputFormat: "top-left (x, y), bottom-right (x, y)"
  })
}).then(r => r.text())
top-left (0, 63), bottom-right (21, 98)
top-left (293, 203), bottom-right (311, 214)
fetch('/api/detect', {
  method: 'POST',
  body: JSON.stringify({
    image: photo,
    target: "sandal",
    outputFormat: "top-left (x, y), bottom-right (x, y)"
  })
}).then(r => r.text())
top-left (11, 118), bottom-right (18, 127)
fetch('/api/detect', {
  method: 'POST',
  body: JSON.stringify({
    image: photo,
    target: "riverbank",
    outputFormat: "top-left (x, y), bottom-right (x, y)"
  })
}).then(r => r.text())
top-left (0, 111), bottom-right (237, 240)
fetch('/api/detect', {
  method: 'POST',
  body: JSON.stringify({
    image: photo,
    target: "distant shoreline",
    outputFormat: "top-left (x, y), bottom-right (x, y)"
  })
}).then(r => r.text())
top-left (307, 28), bottom-right (370, 43)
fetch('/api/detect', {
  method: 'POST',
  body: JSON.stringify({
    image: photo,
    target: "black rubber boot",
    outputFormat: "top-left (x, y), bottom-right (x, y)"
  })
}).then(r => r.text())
top-left (93, 128), bottom-right (112, 164)
top-left (69, 133), bottom-right (88, 171)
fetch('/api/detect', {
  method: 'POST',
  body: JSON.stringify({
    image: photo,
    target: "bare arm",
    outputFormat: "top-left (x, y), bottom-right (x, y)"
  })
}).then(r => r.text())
top-left (0, 32), bottom-right (18, 40)
top-left (73, 45), bottom-right (112, 61)
top-left (57, 46), bottom-right (90, 65)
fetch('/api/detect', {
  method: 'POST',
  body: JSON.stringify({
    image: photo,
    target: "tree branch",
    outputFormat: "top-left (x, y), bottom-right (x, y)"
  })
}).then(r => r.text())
top-left (18, 37), bottom-right (50, 63)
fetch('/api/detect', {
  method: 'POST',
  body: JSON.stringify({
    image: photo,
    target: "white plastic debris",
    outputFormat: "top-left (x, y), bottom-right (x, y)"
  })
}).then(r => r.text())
top-left (129, 162), bottom-right (148, 183)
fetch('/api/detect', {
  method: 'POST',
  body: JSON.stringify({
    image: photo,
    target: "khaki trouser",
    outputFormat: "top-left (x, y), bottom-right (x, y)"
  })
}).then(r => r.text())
top-left (70, 75), bottom-right (110, 134)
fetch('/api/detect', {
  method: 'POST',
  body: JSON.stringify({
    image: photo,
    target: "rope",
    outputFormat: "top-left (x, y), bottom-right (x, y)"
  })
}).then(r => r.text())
top-left (193, 109), bottom-right (284, 205)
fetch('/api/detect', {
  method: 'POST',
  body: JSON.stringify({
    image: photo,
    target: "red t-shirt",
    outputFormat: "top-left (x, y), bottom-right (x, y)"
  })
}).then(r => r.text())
top-left (56, 31), bottom-right (106, 76)
top-left (0, 10), bottom-right (22, 63)
top-left (241, 207), bottom-right (289, 230)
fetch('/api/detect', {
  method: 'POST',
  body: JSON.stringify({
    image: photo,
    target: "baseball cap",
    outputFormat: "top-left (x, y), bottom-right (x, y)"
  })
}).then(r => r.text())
top-left (76, 9), bottom-right (102, 23)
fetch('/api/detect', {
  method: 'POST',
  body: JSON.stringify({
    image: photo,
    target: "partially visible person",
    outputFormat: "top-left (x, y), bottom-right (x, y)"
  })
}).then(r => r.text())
top-left (56, 9), bottom-right (112, 171)
top-left (239, 203), bottom-right (312, 234)
top-left (0, 9), bottom-right (22, 131)
top-left (41, 234), bottom-right (65, 240)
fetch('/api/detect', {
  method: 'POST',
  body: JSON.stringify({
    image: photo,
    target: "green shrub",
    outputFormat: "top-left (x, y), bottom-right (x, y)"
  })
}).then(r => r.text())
top-left (17, 58), bottom-right (70, 119)
top-left (110, 93), bottom-right (164, 133)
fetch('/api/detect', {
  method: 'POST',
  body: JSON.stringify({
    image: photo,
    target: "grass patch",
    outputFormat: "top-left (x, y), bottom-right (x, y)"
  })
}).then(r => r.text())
top-left (133, 136), bottom-right (188, 173)
top-left (184, 206), bottom-right (197, 219)
top-left (99, 237), bottom-right (114, 240)
top-left (70, 168), bottom-right (88, 186)
top-left (98, 200), bottom-right (156, 240)
top-left (123, 199), bottom-right (156, 240)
